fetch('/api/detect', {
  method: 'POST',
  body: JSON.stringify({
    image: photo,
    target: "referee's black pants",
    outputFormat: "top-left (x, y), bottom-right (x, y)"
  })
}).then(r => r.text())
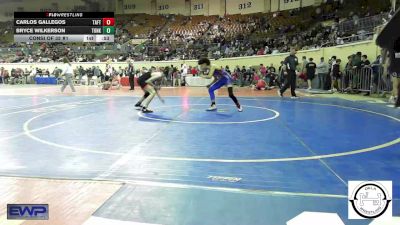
top-left (129, 74), bottom-right (135, 90)
top-left (280, 70), bottom-right (297, 97)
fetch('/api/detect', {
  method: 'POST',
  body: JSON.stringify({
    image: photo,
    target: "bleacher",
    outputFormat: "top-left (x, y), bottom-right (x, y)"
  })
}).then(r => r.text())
top-left (0, 0), bottom-right (392, 63)
top-left (116, 14), bottom-right (167, 39)
top-left (167, 15), bottom-right (217, 39)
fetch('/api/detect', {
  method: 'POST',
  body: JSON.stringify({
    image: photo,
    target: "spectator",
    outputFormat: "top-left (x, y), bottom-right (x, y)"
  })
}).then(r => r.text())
top-left (43, 69), bottom-right (50, 76)
top-left (0, 67), bottom-right (5, 84)
top-left (316, 57), bottom-right (329, 89)
top-left (358, 54), bottom-right (371, 95)
top-left (0, 67), bottom-right (8, 84)
top-left (268, 64), bottom-right (276, 74)
top-left (105, 63), bottom-right (113, 83)
top-left (343, 55), bottom-right (354, 91)
top-left (330, 56), bottom-right (337, 74)
top-left (78, 66), bottom-right (84, 81)
top-left (306, 58), bottom-right (317, 90)
top-left (181, 63), bottom-right (188, 86)
top-left (111, 68), bottom-right (121, 89)
top-left (225, 66), bottom-right (231, 74)
top-left (240, 66), bottom-right (247, 87)
top-left (94, 66), bottom-right (101, 83)
top-left (267, 64), bottom-right (277, 87)
top-left (370, 55), bottom-right (383, 95)
top-left (260, 64), bottom-right (267, 77)
top-left (278, 61), bottom-right (286, 88)
top-left (191, 66), bottom-right (198, 76)
top-left (361, 54), bottom-right (371, 67)
top-left (352, 52), bottom-right (362, 69)
top-left (52, 67), bottom-right (61, 78)
top-left (167, 65), bottom-right (173, 86)
top-left (172, 66), bottom-right (181, 87)
top-left (331, 59), bottom-right (343, 92)
top-left (255, 78), bottom-right (267, 90)
top-left (245, 67), bottom-right (253, 86)
top-left (301, 56), bottom-right (308, 73)
top-left (28, 66), bottom-right (37, 84)
top-left (117, 66), bottom-right (124, 76)
top-left (9, 68), bottom-right (17, 84)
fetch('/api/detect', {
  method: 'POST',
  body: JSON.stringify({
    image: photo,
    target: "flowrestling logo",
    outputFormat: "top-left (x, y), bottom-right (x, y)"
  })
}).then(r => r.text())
top-left (348, 181), bottom-right (392, 219)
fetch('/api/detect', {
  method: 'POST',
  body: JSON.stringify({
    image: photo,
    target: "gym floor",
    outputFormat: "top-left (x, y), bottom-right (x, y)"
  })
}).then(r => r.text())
top-left (0, 85), bottom-right (399, 225)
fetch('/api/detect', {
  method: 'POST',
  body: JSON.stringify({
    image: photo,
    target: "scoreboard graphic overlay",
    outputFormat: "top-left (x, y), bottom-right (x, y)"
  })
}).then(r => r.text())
top-left (14, 12), bottom-right (115, 43)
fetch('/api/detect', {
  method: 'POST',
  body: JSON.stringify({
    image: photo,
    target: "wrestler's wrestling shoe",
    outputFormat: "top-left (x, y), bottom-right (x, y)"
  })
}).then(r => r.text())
top-left (206, 104), bottom-right (217, 111)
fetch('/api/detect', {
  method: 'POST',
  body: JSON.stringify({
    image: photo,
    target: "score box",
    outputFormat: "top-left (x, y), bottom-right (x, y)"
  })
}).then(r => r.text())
top-left (102, 26), bottom-right (115, 34)
top-left (102, 18), bottom-right (115, 26)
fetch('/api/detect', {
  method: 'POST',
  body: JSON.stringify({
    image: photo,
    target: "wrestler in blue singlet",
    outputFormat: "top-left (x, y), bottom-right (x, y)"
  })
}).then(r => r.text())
top-left (198, 58), bottom-right (243, 112)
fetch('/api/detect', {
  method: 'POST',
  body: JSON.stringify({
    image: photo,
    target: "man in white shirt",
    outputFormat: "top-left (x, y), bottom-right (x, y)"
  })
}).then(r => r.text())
top-left (316, 57), bottom-right (329, 89)
top-left (60, 58), bottom-right (76, 93)
top-left (28, 66), bottom-right (36, 84)
top-left (181, 63), bottom-right (188, 86)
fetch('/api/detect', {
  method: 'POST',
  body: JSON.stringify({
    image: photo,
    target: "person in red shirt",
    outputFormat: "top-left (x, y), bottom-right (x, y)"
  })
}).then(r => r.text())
top-left (191, 67), bottom-right (198, 76)
top-left (260, 64), bottom-right (267, 77)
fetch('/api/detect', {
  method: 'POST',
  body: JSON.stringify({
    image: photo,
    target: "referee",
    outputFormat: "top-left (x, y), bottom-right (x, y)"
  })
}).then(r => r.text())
top-left (376, 8), bottom-right (400, 107)
top-left (128, 61), bottom-right (135, 90)
top-left (278, 47), bottom-right (299, 98)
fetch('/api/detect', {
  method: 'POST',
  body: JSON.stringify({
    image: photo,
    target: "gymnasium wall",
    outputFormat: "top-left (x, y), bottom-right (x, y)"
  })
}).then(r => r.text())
top-left (215, 41), bottom-right (379, 70)
top-left (226, 0), bottom-right (265, 15)
top-left (269, 0), bottom-right (315, 13)
top-left (191, 0), bottom-right (209, 15)
top-left (194, 0), bottom-right (318, 16)
top-left (278, 0), bottom-right (301, 11)
top-left (156, 0), bottom-right (188, 15)
top-left (208, 0), bottom-right (225, 16)
top-left (217, 0), bottom-right (317, 15)
top-left (188, 0), bottom-right (224, 16)
top-left (301, 0), bottom-right (317, 7)
top-left (0, 41), bottom-right (380, 73)
top-left (270, 0), bottom-right (280, 13)
top-left (114, 0), bottom-right (319, 16)
top-left (119, 0), bottom-right (152, 14)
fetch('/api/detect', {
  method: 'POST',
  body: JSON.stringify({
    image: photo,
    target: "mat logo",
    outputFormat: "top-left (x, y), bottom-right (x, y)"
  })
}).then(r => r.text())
top-left (348, 181), bottom-right (392, 219)
top-left (7, 204), bottom-right (49, 220)
top-left (208, 175), bottom-right (242, 183)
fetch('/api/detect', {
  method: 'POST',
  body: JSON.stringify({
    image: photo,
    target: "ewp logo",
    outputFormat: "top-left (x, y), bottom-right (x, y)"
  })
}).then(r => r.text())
top-left (7, 204), bottom-right (49, 220)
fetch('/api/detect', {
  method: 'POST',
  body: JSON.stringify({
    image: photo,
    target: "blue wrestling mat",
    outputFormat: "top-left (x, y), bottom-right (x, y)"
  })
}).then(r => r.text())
top-left (0, 95), bottom-right (399, 225)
